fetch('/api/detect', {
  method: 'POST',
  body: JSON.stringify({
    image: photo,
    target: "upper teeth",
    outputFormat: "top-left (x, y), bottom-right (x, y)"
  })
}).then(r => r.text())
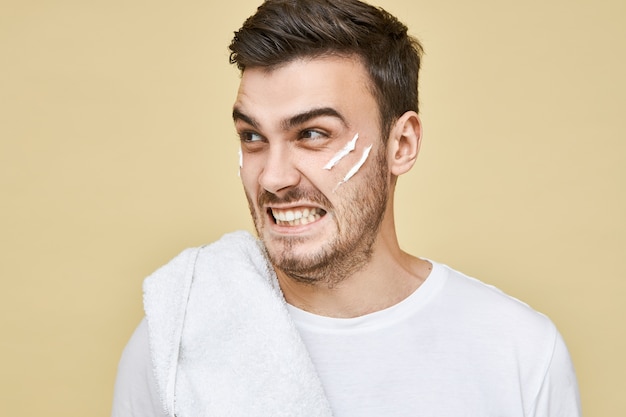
top-left (272, 207), bottom-right (322, 225)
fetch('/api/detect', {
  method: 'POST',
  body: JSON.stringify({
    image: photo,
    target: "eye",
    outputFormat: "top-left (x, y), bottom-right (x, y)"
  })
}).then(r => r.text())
top-left (300, 129), bottom-right (327, 140)
top-left (239, 131), bottom-right (263, 143)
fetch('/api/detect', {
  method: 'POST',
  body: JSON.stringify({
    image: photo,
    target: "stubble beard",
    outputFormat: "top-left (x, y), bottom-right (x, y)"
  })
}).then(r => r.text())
top-left (245, 147), bottom-right (389, 288)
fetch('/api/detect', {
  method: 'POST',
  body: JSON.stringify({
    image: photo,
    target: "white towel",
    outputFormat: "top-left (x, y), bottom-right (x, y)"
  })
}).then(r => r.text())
top-left (143, 231), bottom-right (333, 417)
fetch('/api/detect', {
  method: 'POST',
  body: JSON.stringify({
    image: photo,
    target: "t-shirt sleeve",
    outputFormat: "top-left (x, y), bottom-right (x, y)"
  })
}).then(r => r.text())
top-left (529, 330), bottom-right (582, 417)
top-left (111, 318), bottom-right (168, 417)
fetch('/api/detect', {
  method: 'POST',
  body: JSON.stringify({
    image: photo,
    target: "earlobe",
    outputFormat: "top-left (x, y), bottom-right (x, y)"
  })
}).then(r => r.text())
top-left (388, 111), bottom-right (422, 176)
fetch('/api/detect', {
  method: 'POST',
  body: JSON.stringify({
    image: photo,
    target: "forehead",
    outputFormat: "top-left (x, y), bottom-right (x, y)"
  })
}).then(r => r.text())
top-left (233, 56), bottom-right (377, 123)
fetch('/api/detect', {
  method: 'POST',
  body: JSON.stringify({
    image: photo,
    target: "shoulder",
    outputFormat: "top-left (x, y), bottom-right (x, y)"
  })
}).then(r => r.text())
top-left (142, 230), bottom-right (265, 298)
top-left (430, 263), bottom-right (581, 412)
top-left (439, 263), bottom-right (552, 323)
top-left (431, 262), bottom-right (558, 351)
top-left (112, 319), bottom-right (168, 417)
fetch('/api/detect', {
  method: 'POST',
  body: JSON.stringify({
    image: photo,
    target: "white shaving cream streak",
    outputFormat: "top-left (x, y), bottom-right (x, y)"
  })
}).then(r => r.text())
top-left (238, 146), bottom-right (243, 177)
top-left (333, 144), bottom-right (373, 192)
top-left (323, 133), bottom-right (359, 170)
top-left (343, 144), bottom-right (372, 182)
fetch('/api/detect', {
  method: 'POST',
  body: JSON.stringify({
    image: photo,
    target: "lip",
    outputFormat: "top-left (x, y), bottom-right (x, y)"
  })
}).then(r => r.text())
top-left (268, 203), bottom-right (320, 209)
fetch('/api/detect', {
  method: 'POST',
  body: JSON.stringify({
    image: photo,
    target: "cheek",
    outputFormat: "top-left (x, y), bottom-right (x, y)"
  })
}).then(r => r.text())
top-left (321, 145), bottom-right (376, 193)
top-left (239, 161), bottom-right (258, 193)
top-left (299, 161), bottom-right (343, 192)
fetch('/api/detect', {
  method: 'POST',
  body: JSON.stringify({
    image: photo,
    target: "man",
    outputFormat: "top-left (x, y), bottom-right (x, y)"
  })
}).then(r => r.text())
top-left (112, 0), bottom-right (581, 416)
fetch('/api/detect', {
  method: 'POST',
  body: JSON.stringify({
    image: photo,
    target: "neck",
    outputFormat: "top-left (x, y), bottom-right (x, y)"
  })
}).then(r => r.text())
top-left (275, 215), bottom-right (432, 318)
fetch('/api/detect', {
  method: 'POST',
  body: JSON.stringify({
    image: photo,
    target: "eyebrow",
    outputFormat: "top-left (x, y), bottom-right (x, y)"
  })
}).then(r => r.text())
top-left (282, 107), bottom-right (347, 130)
top-left (232, 108), bottom-right (259, 128)
top-left (232, 106), bottom-right (347, 131)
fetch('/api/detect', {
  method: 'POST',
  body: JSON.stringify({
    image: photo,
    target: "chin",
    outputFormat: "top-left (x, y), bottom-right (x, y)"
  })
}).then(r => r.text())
top-left (262, 230), bottom-right (332, 267)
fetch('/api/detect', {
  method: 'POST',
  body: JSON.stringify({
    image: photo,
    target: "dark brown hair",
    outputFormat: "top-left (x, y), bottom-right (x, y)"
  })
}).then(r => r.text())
top-left (229, 0), bottom-right (424, 141)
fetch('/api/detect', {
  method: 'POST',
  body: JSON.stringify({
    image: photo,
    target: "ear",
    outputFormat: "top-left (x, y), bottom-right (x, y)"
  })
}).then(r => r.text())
top-left (387, 111), bottom-right (422, 176)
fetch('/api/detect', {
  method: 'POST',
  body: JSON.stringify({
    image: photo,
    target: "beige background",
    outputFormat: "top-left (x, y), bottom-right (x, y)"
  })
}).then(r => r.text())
top-left (1, 0), bottom-right (624, 415)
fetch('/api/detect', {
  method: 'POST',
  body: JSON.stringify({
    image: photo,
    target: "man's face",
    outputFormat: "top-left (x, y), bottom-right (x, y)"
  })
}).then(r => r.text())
top-left (233, 56), bottom-right (391, 285)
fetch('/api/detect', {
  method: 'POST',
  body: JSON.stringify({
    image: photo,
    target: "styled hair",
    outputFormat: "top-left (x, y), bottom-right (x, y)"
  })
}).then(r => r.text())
top-left (229, 0), bottom-right (424, 141)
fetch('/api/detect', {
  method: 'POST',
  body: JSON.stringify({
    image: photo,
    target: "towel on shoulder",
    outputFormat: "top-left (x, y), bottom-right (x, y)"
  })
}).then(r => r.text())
top-left (143, 230), bottom-right (333, 417)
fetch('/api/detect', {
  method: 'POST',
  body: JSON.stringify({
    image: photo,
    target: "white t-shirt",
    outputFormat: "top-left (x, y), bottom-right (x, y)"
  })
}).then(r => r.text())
top-left (287, 262), bottom-right (580, 416)
top-left (112, 261), bottom-right (581, 416)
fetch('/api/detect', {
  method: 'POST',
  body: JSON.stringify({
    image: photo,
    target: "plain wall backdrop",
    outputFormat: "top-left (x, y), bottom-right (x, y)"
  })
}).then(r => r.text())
top-left (1, 0), bottom-right (624, 415)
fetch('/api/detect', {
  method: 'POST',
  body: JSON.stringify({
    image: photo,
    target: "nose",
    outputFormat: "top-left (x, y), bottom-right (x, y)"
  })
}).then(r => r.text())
top-left (258, 144), bottom-right (301, 194)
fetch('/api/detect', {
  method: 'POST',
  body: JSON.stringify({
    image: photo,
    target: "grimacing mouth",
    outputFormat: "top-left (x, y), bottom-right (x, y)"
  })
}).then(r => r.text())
top-left (267, 206), bottom-right (327, 226)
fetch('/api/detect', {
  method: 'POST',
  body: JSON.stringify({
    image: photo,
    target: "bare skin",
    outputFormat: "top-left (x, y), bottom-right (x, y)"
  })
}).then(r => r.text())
top-left (234, 56), bottom-right (431, 318)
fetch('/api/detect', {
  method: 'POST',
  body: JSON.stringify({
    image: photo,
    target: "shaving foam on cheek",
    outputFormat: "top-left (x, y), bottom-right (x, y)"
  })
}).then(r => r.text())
top-left (333, 144), bottom-right (373, 192)
top-left (238, 145), bottom-right (243, 177)
top-left (323, 133), bottom-right (359, 170)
